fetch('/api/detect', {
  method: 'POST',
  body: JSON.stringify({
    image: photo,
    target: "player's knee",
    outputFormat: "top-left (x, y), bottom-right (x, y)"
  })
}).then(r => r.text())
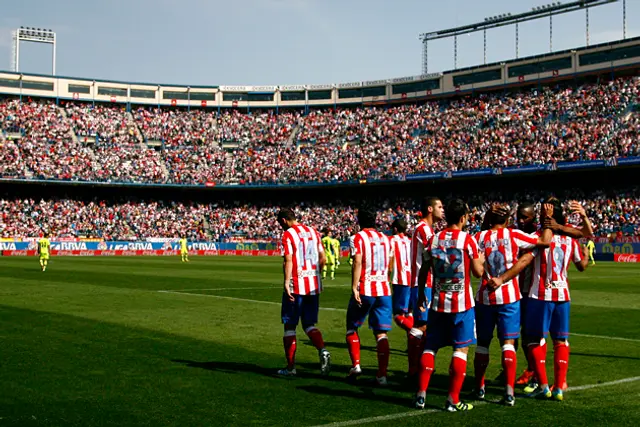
top-left (374, 332), bottom-right (388, 341)
top-left (346, 329), bottom-right (358, 337)
top-left (409, 327), bottom-right (424, 339)
top-left (283, 329), bottom-right (296, 337)
top-left (501, 343), bottom-right (516, 353)
top-left (303, 325), bottom-right (317, 334)
top-left (284, 324), bottom-right (297, 332)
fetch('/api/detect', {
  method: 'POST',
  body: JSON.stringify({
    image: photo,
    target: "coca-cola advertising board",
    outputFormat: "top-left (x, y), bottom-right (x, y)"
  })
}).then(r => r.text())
top-left (614, 254), bottom-right (640, 263)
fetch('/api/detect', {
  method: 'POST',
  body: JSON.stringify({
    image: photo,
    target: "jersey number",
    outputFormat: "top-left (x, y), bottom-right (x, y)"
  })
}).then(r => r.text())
top-left (432, 248), bottom-right (463, 282)
top-left (299, 241), bottom-right (318, 264)
top-left (372, 243), bottom-right (385, 271)
top-left (488, 251), bottom-right (507, 277)
top-left (552, 247), bottom-right (565, 276)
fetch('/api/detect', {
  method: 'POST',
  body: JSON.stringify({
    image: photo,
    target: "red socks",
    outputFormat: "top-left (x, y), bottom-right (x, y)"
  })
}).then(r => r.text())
top-left (305, 327), bottom-right (325, 350)
top-left (346, 330), bottom-right (361, 367)
top-left (448, 351), bottom-right (468, 405)
top-left (530, 339), bottom-right (549, 387)
top-left (394, 314), bottom-right (414, 331)
top-left (376, 335), bottom-right (390, 378)
top-left (283, 331), bottom-right (297, 370)
top-left (554, 341), bottom-right (569, 390)
top-left (407, 328), bottom-right (425, 376)
top-left (502, 344), bottom-right (517, 394)
top-left (474, 346), bottom-right (490, 390)
top-left (417, 350), bottom-right (436, 393)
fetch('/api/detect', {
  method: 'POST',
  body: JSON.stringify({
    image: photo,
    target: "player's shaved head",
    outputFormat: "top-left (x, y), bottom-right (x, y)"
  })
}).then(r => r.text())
top-left (392, 218), bottom-right (408, 234)
top-left (357, 206), bottom-right (377, 229)
top-left (517, 201), bottom-right (536, 232)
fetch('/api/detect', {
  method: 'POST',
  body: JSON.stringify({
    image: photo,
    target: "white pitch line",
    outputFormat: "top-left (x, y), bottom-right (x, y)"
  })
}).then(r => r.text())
top-left (572, 333), bottom-right (640, 343)
top-left (161, 284), bottom-right (352, 292)
top-left (567, 376), bottom-right (640, 391)
top-left (158, 291), bottom-right (640, 343)
top-left (157, 291), bottom-right (346, 312)
top-left (310, 376), bottom-right (640, 427)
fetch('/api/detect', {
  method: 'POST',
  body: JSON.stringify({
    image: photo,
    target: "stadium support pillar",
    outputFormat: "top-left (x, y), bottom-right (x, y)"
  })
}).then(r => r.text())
top-left (483, 29), bottom-right (487, 64)
top-left (549, 14), bottom-right (553, 52)
top-left (217, 105), bottom-right (221, 115)
top-left (623, 0), bottom-right (627, 39)
top-left (515, 22), bottom-right (519, 59)
top-left (586, 8), bottom-right (590, 47)
top-left (454, 35), bottom-right (458, 69)
top-left (422, 39), bottom-right (428, 74)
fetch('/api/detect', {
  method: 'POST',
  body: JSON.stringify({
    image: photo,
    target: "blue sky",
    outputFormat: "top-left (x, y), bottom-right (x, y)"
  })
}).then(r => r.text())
top-left (0, 0), bottom-right (637, 86)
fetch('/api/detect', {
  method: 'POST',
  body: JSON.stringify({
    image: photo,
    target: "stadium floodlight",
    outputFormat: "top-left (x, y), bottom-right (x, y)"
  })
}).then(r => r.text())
top-left (10, 26), bottom-right (57, 75)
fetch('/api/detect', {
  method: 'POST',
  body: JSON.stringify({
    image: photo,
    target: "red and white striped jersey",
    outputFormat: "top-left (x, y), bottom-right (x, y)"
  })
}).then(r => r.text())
top-left (475, 228), bottom-right (539, 305)
top-left (411, 221), bottom-right (434, 288)
top-left (390, 234), bottom-right (411, 286)
top-left (354, 229), bottom-right (392, 297)
top-left (282, 224), bottom-right (324, 295)
top-left (427, 228), bottom-right (480, 313)
top-left (530, 234), bottom-right (583, 302)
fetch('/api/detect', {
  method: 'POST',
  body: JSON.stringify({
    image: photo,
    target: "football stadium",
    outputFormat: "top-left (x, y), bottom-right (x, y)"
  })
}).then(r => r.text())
top-left (1, 0), bottom-right (639, 425)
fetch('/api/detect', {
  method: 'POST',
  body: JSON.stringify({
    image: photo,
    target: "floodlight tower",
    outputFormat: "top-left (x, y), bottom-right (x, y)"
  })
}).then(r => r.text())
top-left (10, 27), bottom-right (57, 75)
top-left (418, 0), bottom-right (619, 74)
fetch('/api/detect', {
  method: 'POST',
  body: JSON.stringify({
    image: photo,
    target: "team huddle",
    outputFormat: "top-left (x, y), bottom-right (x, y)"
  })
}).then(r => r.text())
top-left (275, 196), bottom-right (592, 412)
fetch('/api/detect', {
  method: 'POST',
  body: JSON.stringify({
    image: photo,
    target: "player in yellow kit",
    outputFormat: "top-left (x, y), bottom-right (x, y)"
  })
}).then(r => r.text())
top-left (38, 233), bottom-right (51, 272)
top-left (586, 239), bottom-right (596, 265)
top-left (321, 229), bottom-right (336, 280)
top-left (332, 237), bottom-right (341, 270)
top-left (179, 236), bottom-right (189, 262)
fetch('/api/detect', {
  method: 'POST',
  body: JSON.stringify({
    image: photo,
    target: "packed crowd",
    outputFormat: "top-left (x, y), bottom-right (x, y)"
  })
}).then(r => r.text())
top-left (2, 188), bottom-right (637, 240)
top-left (0, 77), bottom-right (637, 185)
top-left (65, 102), bottom-right (139, 145)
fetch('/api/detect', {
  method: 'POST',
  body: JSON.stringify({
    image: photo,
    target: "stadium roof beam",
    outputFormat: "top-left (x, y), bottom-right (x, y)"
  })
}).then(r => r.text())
top-left (418, 0), bottom-right (618, 73)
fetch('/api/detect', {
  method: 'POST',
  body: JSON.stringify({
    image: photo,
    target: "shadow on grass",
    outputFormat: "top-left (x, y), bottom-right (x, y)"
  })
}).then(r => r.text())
top-left (309, 340), bottom-right (407, 357)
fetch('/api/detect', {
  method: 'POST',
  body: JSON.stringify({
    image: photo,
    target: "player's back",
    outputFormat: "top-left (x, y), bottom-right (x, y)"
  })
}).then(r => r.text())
top-left (180, 238), bottom-right (187, 250)
top-left (475, 228), bottom-right (538, 305)
top-left (390, 234), bottom-right (411, 286)
top-left (428, 229), bottom-right (479, 313)
top-left (411, 221), bottom-right (434, 287)
top-left (39, 238), bottom-right (50, 253)
top-left (283, 224), bottom-right (324, 295)
top-left (354, 229), bottom-right (391, 297)
top-left (531, 234), bottom-right (582, 302)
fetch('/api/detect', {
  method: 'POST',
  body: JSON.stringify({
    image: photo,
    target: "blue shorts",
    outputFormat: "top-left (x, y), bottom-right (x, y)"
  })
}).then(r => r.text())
top-left (475, 301), bottom-right (521, 344)
top-left (424, 309), bottom-right (476, 350)
top-left (392, 285), bottom-right (412, 315)
top-left (347, 295), bottom-right (393, 332)
top-left (281, 293), bottom-right (319, 328)
top-left (525, 298), bottom-right (570, 340)
top-left (410, 286), bottom-right (432, 324)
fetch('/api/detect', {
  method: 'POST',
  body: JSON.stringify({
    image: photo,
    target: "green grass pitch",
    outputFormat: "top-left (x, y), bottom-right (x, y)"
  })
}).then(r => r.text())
top-left (1, 256), bottom-right (639, 426)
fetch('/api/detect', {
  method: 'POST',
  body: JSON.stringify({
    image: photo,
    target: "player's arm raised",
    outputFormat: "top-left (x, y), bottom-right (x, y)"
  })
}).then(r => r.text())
top-left (488, 252), bottom-right (536, 289)
top-left (537, 203), bottom-right (554, 247)
top-left (570, 201), bottom-right (594, 238)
